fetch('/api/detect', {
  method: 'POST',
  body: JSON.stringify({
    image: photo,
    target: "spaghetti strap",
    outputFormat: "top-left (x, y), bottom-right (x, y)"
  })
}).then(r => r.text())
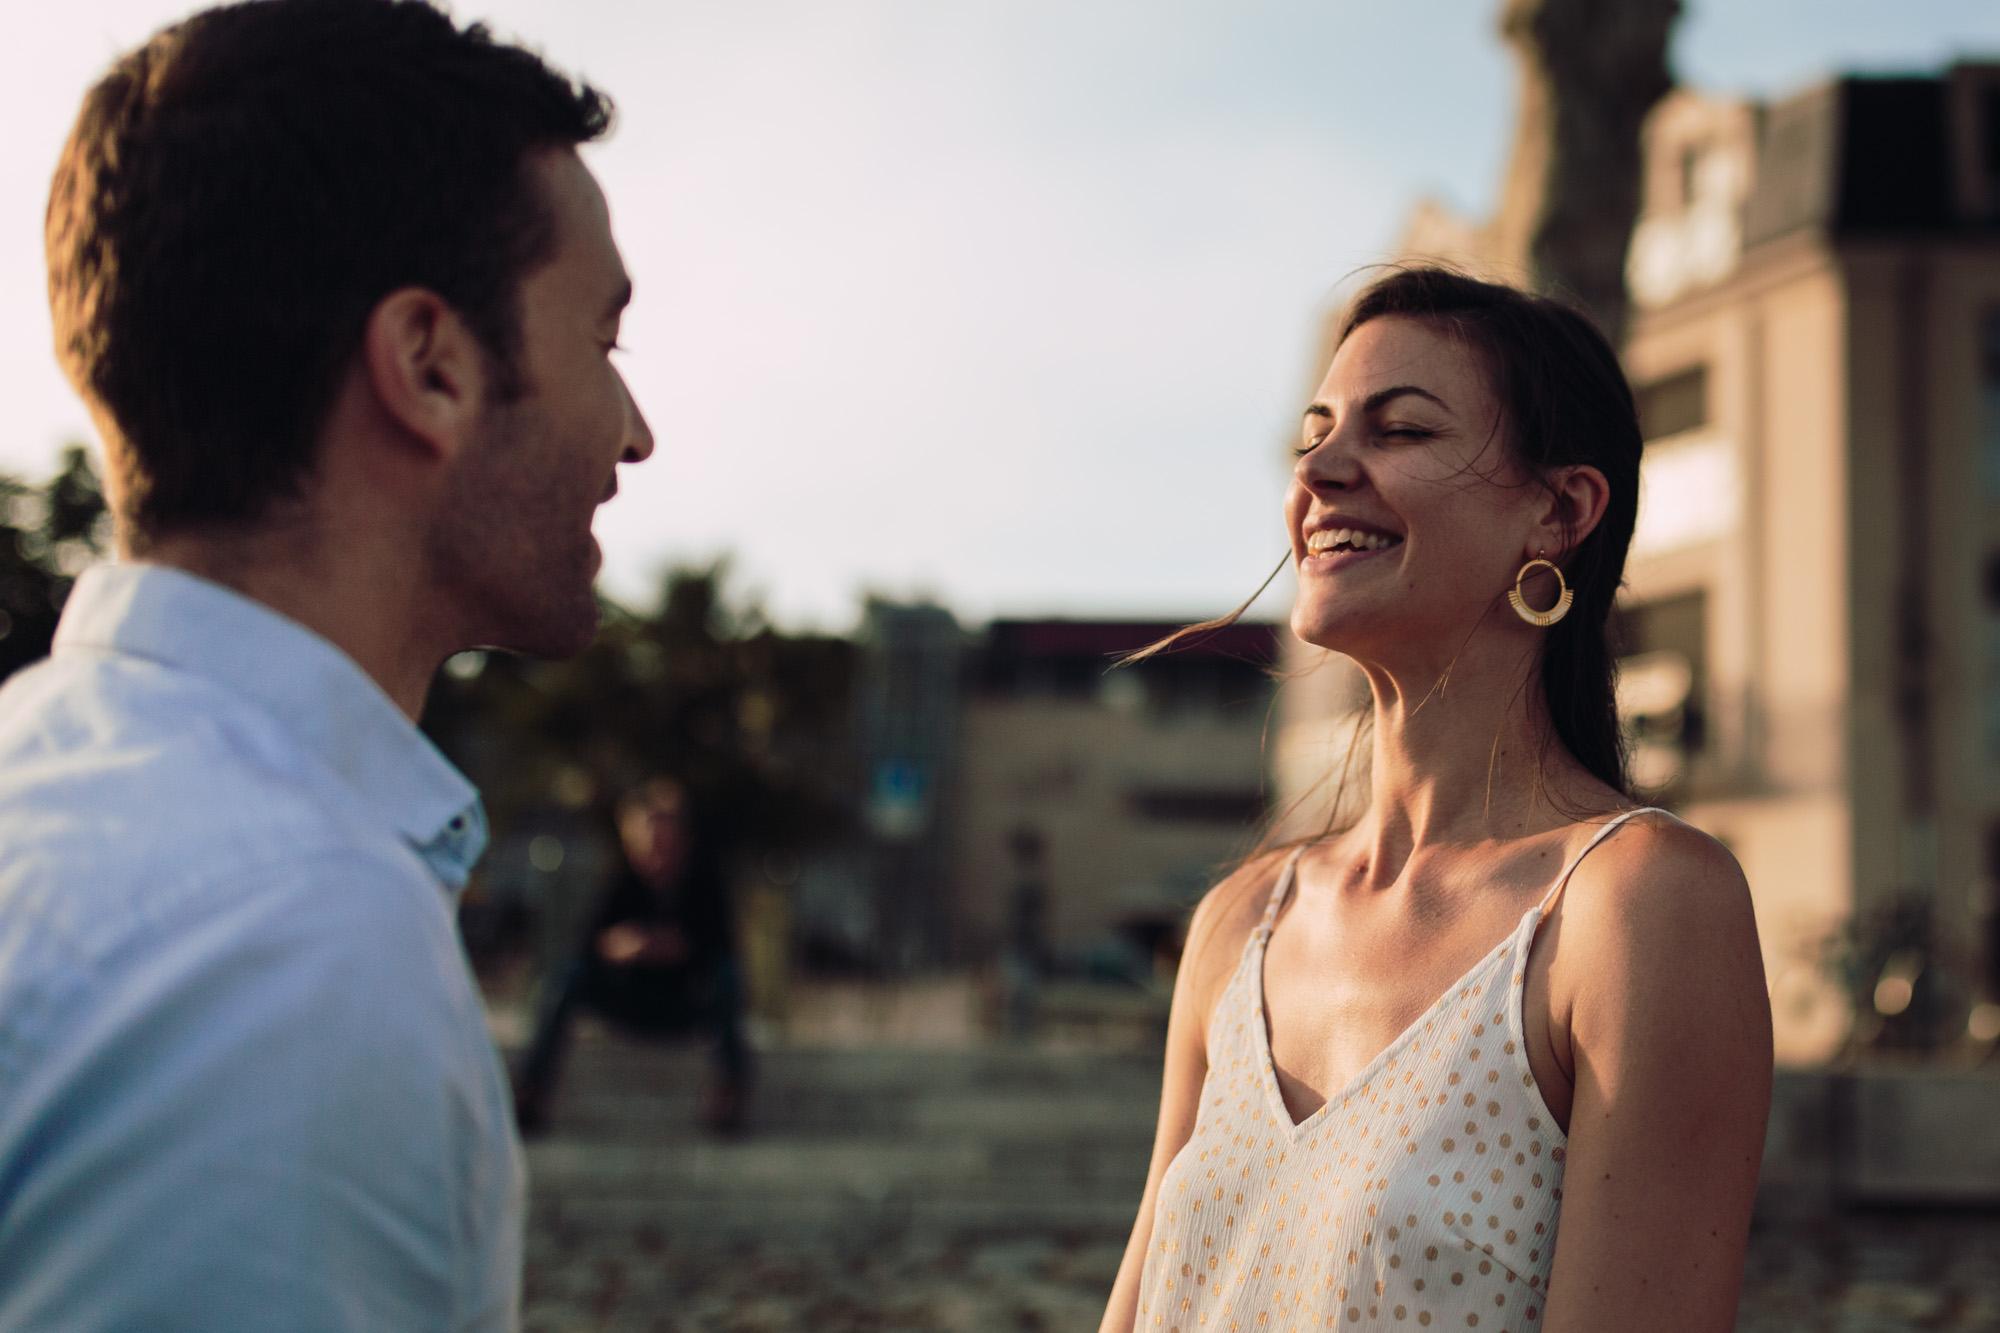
top-left (1258, 844), bottom-right (1310, 935)
top-left (1534, 805), bottom-right (1676, 919)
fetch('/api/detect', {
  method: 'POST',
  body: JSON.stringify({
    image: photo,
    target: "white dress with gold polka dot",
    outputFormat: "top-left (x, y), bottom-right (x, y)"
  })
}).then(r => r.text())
top-left (1134, 807), bottom-right (1673, 1332)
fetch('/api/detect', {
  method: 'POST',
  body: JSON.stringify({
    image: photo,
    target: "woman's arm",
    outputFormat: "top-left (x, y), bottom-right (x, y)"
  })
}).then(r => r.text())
top-left (1099, 853), bottom-right (1279, 1333)
top-left (1540, 818), bottom-right (1773, 1332)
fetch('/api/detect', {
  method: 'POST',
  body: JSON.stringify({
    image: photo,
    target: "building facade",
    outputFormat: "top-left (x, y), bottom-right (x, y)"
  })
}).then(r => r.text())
top-left (795, 609), bottom-right (1281, 975)
top-left (950, 620), bottom-right (1280, 970)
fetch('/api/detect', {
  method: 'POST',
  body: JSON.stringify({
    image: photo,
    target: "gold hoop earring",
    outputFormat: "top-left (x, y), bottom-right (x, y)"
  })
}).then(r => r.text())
top-left (1508, 555), bottom-right (1572, 627)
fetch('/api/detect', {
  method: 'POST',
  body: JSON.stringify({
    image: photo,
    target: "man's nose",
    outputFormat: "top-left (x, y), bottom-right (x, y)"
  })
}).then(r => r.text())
top-left (619, 373), bottom-right (654, 464)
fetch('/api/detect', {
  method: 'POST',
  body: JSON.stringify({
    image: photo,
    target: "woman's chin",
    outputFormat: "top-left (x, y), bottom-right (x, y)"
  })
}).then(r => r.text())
top-left (1289, 592), bottom-right (1381, 651)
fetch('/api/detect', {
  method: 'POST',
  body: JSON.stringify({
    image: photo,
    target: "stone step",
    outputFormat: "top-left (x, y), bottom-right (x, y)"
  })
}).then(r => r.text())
top-left (518, 1028), bottom-right (1164, 1239)
top-left (529, 1035), bottom-right (1166, 1146)
top-left (527, 1137), bottom-right (1148, 1193)
top-left (529, 1192), bottom-right (1143, 1243)
top-left (545, 1039), bottom-right (1165, 1094)
top-left (543, 1086), bottom-right (1162, 1141)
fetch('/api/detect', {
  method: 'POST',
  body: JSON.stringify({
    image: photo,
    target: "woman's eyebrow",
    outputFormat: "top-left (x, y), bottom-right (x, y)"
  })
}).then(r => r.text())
top-left (1302, 384), bottom-right (1452, 421)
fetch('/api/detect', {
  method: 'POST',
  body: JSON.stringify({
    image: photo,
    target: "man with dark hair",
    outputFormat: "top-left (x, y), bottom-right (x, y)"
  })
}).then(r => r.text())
top-left (0, 1), bottom-right (652, 1325)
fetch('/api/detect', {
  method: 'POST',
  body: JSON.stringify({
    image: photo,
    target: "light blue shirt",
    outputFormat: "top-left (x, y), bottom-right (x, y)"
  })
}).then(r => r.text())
top-left (0, 564), bottom-right (522, 1331)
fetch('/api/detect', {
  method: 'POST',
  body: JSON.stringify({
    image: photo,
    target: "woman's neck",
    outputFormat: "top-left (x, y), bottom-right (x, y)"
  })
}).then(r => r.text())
top-left (1346, 635), bottom-right (1618, 879)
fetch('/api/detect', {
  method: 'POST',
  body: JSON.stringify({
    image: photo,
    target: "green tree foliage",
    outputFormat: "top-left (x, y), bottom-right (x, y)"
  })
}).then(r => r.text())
top-left (424, 562), bottom-right (856, 862)
top-left (0, 444), bottom-right (110, 680)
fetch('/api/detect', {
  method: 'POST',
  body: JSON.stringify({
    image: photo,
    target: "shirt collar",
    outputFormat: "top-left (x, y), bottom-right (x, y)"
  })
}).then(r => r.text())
top-left (52, 562), bottom-right (488, 891)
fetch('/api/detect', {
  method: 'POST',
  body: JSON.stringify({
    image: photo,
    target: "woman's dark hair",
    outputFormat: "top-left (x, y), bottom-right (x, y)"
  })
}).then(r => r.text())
top-left (45, 0), bottom-right (613, 548)
top-left (1131, 265), bottom-right (1641, 813)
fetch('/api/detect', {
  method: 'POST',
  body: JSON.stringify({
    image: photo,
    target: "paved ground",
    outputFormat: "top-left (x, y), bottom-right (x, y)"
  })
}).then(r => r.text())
top-left (513, 1024), bottom-right (2000, 1332)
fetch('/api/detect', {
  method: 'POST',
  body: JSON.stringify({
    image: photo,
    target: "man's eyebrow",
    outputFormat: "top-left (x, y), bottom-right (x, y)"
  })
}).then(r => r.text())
top-left (603, 277), bottom-right (633, 321)
top-left (1301, 384), bottom-right (1451, 420)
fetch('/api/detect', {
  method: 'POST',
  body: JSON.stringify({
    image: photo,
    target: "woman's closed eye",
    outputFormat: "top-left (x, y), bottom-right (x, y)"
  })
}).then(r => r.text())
top-left (1294, 424), bottom-right (1438, 457)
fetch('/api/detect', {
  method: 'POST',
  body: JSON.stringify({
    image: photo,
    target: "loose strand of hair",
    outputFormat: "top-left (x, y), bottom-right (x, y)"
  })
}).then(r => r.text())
top-left (1113, 552), bottom-right (1289, 670)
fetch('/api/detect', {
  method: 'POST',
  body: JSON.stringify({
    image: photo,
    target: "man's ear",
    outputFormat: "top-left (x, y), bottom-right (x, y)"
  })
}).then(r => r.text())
top-left (358, 288), bottom-right (488, 460)
top-left (1530, 463), bottom-right (1612, 559)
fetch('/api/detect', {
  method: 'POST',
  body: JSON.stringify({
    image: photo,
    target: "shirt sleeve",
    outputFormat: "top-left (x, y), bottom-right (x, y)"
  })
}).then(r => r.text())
top-left (0, 846), bottom-right (519, 1332)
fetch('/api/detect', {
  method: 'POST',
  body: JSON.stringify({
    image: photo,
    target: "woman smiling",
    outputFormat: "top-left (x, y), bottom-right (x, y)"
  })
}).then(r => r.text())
top-left (1102, 267), bottom-right (1772, 1333)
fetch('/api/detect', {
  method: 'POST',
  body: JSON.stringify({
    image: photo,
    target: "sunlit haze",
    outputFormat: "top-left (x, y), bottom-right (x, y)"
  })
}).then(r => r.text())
top-left (7, 1), bottom-right (1999, 627)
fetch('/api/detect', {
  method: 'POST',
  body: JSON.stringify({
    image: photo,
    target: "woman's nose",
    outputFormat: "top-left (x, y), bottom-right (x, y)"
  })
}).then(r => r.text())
top-left (1294, 430), bottom-right (1362, 492)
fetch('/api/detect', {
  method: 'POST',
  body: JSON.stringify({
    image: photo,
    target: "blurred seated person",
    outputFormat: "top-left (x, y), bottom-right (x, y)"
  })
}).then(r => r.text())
top-left (514, 776), bottom-right (750, 1135)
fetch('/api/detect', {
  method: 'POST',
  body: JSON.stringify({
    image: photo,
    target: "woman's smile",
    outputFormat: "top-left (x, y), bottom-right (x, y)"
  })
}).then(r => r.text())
top-left (1299, 542), bottom-right (1399, 576)
top-left (1299, 524), bottom-right (1405, 576)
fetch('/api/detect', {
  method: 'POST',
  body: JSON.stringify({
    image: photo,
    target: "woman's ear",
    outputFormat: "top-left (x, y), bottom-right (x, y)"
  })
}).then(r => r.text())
top-left (1532, 463), bottom-right (1611, 559)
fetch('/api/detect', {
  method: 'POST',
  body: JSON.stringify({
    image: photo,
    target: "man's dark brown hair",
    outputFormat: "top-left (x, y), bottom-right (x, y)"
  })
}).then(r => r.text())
top-left (45, 0), bottom-right (613, 548)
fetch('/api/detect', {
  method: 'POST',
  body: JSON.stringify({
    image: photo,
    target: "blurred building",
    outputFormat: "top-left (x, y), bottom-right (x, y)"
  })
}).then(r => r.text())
top-left (798, 609), bottom-right (1281, 974)
top-left (951, 620), bottom-right (1280, 972)
top-left (1281, 62), bottom-right (2000, 1065)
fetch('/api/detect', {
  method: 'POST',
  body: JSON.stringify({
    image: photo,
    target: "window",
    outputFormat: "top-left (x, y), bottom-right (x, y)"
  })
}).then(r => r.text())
top-left (1984, 822), bottom-right (2000, 997)
top-left (1127, 788), bottom-right (1265, 824)
top-left (1982, 86), bottom-right (2000, 197)
top-left (1985, 552), bottom-right (2000, 764)
top-left (1635, 366), bottom-right (1708, 442)
top-left (1612, 592), bottom-right (1708, 794)
top-left (1982, 311), bottom-right (2000, 498)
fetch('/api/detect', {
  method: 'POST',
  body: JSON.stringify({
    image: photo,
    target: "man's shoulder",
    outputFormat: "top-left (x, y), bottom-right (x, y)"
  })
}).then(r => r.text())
top-left (0, 652), bottom-right (434, 968)
top-left (1, 646), bottom-right (372, 832)
top-left (0, 692), bottom-right (514, 1333)
top-left (0, 660), bottom-right (478, 1142)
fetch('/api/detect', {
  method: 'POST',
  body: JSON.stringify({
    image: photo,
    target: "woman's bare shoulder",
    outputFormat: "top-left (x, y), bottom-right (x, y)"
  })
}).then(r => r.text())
top-left (1532, 812), bottom-right (1768, 1105)
top-left (1553, 811), bottom-right (1764, 1020)
top-left (1565, 811), bottom-right (1751, 934)
top-left (1178, 845), bottom-right (1295, 993)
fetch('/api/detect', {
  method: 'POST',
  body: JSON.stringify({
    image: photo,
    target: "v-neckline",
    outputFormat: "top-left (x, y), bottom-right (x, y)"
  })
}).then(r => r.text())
top-left (1249, 895), bottom-right (1534, 1137)
top-left (1247, 807), bottom-right (1665, 1136)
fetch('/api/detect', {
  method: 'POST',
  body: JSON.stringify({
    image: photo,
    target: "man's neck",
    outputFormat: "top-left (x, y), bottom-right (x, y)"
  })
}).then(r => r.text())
top-left (138, 527), bottom-right (452, 722)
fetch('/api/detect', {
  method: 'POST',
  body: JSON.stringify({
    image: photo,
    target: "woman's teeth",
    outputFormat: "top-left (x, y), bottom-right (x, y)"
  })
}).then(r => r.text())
top-left (1306, 528), bottom-right (1402, 554)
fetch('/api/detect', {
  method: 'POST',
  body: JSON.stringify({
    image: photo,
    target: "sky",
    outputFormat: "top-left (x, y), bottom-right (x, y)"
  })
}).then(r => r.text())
top-left (6, 2), bottom-right (2000, 630)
